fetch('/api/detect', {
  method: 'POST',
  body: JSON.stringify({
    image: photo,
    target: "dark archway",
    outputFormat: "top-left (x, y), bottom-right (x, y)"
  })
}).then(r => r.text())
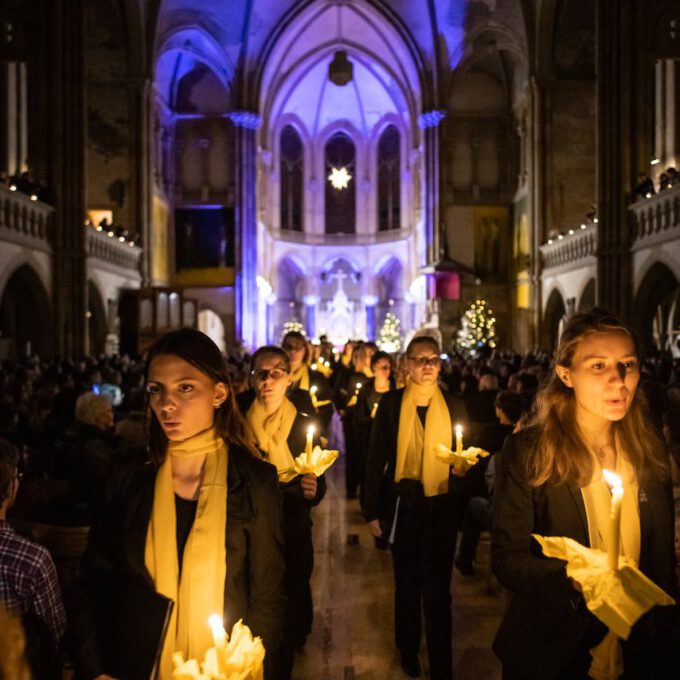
top-left (88, 281), bottom-right (108, 357)
top-left (542, 288), bottom-right (566, 352)
top-left (324, 132), bottom-right (356, 234)
top-left (0, 265), bottom-right (52, 359)
top-left (632, 262), bottom-right (679, 356)
top-left (577, 278), bottom-right (596, 312)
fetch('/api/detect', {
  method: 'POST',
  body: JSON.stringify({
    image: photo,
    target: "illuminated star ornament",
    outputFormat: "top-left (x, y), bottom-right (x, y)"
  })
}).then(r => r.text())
top-left (327, 166), bottom-right (352, 190)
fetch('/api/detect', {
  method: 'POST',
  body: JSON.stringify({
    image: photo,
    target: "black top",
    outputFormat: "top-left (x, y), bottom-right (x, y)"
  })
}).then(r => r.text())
top-left (416, 405), bottom-right (427, 426)
top-left (174, 494), bottom-right (197, 569)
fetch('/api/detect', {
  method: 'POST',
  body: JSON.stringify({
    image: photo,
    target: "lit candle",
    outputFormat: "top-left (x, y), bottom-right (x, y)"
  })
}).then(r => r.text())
top-left (310, 385), bottom-right (318, 408)
top-left (455, 424), bottom-right (463, 455)
top-left (371, 402), bottom-right (379, 418)
top-left (311, 363), bottom-right (317, 370)
top-left (208, 613), bottom-right (227, 648)
top-left (306, 425), bottom-right (315, 455)
top-left (602, 469), bottom-right (623, 570)
top-left (355, 382), bottom-right (362, 393)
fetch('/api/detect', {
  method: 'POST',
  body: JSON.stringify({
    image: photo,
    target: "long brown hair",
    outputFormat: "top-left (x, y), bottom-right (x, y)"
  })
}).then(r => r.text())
top-left (526, 310), bottom-right (668, 487)
top-left (144, 328), bottom-right (258, 466)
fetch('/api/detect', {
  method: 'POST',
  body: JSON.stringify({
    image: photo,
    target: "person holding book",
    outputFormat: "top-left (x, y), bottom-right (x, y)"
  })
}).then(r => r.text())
top-left (69, 329), bottom-right (286, 680)
top-left (492, 310), bottom-right (678, 679)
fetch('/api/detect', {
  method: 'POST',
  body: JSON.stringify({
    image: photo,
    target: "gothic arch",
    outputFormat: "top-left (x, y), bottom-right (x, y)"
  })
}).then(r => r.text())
top-left (0, 264), bottom-right (52, 358)
top-left (577, 278), bottom-right (596, 312)
top-left (542, 287), bottom-right (566, 351)
top-left (87, 280), bottom-right (108, 356)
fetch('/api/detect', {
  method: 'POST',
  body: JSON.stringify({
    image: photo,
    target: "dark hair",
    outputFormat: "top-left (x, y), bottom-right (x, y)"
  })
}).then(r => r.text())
top-left (251, 346), bottom-right (291, 372)
top-left (406, 335), bottom-right (440, 356)
top-left (526, 309), bottom-right (668, 487)
top-left (370, 350), bottom-right (393, 369)
top-left (0, 439), bottom-right (19, 507)
top-left (282, 331), bottom-right (309, 363)
top-left (494, 390), bottom-right (526, 425)
top-left (145, 329), bottom-right (258, 466)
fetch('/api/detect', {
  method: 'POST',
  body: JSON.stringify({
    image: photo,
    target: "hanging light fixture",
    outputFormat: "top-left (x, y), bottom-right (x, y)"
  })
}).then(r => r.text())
top-left (327, 166), bottom-right (352, 190)
top-left (328, 3), bottom-right (353, 86)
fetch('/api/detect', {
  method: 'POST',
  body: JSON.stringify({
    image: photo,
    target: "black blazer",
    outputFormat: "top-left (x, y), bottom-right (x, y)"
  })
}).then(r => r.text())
top-left (492, 428), bottom-right (678, 678)
top-left (363, 387), bottom-right (470, 523)
top-left (69, 445), bottom-right (286, 680)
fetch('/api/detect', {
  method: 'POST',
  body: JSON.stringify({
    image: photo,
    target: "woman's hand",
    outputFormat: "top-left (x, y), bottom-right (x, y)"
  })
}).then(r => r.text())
top-left (301, 474), bottom-right (317, 499)
top-left (368, 519), bottom-right (383, 538)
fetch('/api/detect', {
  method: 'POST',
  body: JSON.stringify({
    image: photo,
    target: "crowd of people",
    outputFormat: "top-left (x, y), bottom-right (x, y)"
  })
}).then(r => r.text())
top-left (0, 311), bottom-right (679, 679)
top-left (632, 167), bottom-right (680, 201)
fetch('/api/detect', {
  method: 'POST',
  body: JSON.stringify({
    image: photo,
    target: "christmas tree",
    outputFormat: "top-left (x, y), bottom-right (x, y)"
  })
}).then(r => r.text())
top-left (378, 312), bottom-right (401, 353)
top-left (457, 299), bottom-right (497, 351)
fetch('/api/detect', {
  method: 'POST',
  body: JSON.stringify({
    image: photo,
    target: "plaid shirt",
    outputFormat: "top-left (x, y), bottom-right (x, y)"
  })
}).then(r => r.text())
top-left (0, 519), bottom-right (67, 641)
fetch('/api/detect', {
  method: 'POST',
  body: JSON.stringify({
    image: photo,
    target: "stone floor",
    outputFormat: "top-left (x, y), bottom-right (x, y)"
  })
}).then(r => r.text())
top-left (293, 463), bottom-right (504, 680)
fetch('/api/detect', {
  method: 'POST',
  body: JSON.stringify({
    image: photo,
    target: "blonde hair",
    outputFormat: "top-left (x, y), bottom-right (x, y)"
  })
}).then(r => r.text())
top-left (75, 392), bottom-right (111, 426)
top-left (526, 310), bottom-right (668, 487)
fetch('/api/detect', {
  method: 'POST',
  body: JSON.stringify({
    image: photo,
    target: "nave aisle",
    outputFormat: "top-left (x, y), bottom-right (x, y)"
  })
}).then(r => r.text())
top-left (293, 463), bottom-right (503, 679)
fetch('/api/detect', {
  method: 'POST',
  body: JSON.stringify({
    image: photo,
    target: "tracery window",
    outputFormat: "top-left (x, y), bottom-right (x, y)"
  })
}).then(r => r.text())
top-left (377, 125), bottom-right (400, 232)
top-left (280, 125), bottom-right (304, 232)
top-left (324, 132), bottom-right (356, 234)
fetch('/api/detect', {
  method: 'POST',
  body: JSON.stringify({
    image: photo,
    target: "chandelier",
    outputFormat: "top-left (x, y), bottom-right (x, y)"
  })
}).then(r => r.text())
top-left (327, 166), bottom-right (352, 190)
top-left (328, 50), bottom-right (353, 86)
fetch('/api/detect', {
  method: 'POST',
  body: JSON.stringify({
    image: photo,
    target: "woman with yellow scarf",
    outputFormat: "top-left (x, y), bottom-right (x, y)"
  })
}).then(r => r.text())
top-left (69, 329), bottom-right (286, 680)
top-left (364, 336), bottom-right (469, 680)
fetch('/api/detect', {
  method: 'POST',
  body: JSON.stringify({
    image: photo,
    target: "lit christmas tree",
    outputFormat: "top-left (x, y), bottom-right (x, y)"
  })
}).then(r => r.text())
top-left (378, 312), bottom-right (401, 353)
top-left (457, 299), bottom-right (497, 351)
top-left (282, 319), bottom-right (305, 337)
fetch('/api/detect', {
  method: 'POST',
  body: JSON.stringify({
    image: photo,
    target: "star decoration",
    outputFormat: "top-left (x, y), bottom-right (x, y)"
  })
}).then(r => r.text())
top-left (327, 166), bottom-right (352, 190)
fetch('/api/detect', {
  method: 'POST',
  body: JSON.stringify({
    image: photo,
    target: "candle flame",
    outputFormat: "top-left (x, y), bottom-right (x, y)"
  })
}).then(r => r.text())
top-left (311, 363), bottom-right (317, 370)
top-left (208, 614), bottom-right (224, 633)
top-left (602, 469), bottom-right (623, 489)
top-left (310, 385), bottom-right (317, 394)
top-left (455, 424), bottom-right (463, 436)
top-left (307, 425), bottom-right (315, 436)
top-left (356, 382), bottom-right (362, 389)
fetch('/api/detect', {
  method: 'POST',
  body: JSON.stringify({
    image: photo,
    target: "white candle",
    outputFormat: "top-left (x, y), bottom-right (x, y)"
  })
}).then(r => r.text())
top-left (602, 469), bottom-right (623, 570)
top-left (310, 385), bottom-right (318, 408)
top-left (455, 424), bottom-right (463, 454)
top-left (306, 425), bottom-right (315, 455)
top-left (371, 402), bottom-right (378, 418)
top-left (208, 613), bottom-right (227, 648)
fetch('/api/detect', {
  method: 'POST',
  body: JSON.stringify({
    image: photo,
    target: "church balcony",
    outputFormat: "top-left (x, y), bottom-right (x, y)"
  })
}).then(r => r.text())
top-left (268, 227), bottom-right (412, 246)
top-left (539, 225), bottom-right (598, 273)
top-left (0, 183), bottom-right (54, 253)
top-left (629, 183), bottom-right (680, 251)
top-left (85, 224), bottom-right (142, 274)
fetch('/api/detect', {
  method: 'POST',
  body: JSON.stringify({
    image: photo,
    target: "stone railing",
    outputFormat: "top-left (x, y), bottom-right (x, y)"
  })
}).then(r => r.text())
top-left (268, 226), bottom-right (411, 246)
top-left (85, 226), bottom-right (142, 272)
top-left (629, 183), bottom-right (680, 250)
top-left (540, 226), bottom-right (598, 272)
top-left (0, 183), bottom-right (53, 253)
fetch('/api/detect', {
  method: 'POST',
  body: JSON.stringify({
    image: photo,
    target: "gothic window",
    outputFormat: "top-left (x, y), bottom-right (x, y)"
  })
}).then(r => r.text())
top-left (377, 125), bottom-right (400, 232)
top-left (280, 125), bottom-right (304, 232)
top-left (325, 132), bottom-right (356, 234)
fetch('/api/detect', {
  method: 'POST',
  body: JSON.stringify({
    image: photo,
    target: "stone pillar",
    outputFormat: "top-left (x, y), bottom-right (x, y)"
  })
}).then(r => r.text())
top-left (362, 295), bottom-right (378, 341)
top-left (49, 0), bottom-right (87, 356)
top-left (229, 111), bottom-right (261, 350)
top-left (418, 111), bottom-right (445, 266)
top-left (303, 295), bottom-right (318, 339)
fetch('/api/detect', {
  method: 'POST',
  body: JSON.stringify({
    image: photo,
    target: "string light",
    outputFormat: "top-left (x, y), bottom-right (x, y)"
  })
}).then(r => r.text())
top-left (457, 299), bottom-right (497, 351)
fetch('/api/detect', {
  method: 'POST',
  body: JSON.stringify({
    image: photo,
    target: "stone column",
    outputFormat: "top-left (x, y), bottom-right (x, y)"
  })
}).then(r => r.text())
top-left (49, 0), bottom-right (87, 356)
top-left (303, 295), bottom-right (318, 339)
top-left (418, 110), bottom-right (445, 266)
top-left (362, 295), bottom-right (378, 341)
top-left (229, 111), bottom-right (261, 350)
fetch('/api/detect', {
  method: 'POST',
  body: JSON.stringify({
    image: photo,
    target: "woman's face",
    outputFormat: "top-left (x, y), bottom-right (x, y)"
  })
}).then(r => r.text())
top-left (556, 331), bottom-right (639, 430)
top-left (147, 354), bottom-right (227, 441)
top-left (251, 353), bottom-right (291, 408)
top-left (282, 337), bottom-right (306, 371)
top-left (373, 358), bottom-right (392, 381)
top-left (407, 344), bottom-right (441, 386)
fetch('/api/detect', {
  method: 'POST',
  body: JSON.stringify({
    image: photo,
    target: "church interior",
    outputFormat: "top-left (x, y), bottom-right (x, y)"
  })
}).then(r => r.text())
top-left (1, 0), bottom-right (678, 358)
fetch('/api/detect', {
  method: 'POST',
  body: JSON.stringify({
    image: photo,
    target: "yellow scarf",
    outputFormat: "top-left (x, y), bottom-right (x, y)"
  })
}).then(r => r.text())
top-left (144, 428), bottom-right (228, 680)
top-left (581, 446), bottom-right (640, 680)
top-left (290, 364), bottom-right (310, 391)
top-left (246, 398), bottom-right (297, 474)
top-left (395, 382), bottom-right (452, 497)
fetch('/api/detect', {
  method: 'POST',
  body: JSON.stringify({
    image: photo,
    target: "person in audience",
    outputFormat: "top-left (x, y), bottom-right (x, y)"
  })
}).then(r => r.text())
top-left (633, 172), bottom-right (655, 200)
top-left (364, 336), bottom-right (469, 680)
top-left (239, 345), bottom-right (325, 679)
top-left (0, 603), bottom-right (32, 680)
top-left (465, 372), bottom-right (500, 424)
top-left (0, 438), bottom-right (66, 678)
top-left (492, 310), bottom-right (678, 680)
top-left (69, 329), bottom-right (286, 680)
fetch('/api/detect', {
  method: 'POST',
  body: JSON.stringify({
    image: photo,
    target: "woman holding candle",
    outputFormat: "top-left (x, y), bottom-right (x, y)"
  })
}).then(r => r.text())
top-left (238, 345), bottom-right (326, 680)
top-left (364, 336), bottom-right (469, 680)
top-left (492, 310), bottom-right (677, 680)
top-left (69, 329), bottom-right (286, 680)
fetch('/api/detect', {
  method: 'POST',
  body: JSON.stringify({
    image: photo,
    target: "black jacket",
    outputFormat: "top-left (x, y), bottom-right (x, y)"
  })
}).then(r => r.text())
top-left (363, 387), bottom-right (470, 524)
top-left (492, 428), bottom-right (678, 678)
top-left (69, 445), bottom-right (286, 680)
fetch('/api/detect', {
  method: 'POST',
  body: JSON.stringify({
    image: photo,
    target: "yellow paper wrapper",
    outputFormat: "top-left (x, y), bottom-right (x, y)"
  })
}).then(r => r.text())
top-left (532, 534), bottom-right (675, 640)
top-left (435, 443), bottom-right (489, 473)
top-left (173, 619), bottom-right (265, 680)
top-left (278, 446), bottom-right (339, 483)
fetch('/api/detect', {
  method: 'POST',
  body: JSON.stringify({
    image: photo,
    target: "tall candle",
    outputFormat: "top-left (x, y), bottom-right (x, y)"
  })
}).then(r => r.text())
top-left (455, 424), bottom-right (463, 455)
top-left (306, 425), bottom-right (315, 455)
top-left (602, 469), bottom-right (623, 570)
top-left (355, 382), bottom-right (362, 393)
top-left (371, 402), bottom-right (379, 418)
top-left (310, 385), bottom-right (318, 408)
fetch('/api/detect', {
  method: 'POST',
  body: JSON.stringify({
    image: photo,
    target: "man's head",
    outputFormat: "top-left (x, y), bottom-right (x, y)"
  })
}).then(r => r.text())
top-left (479, 373), bottom-right (499, 391)
top-left (0, 439), bottom-right (20, 514)
top-left (75, 392), bottom-right (114, 431)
